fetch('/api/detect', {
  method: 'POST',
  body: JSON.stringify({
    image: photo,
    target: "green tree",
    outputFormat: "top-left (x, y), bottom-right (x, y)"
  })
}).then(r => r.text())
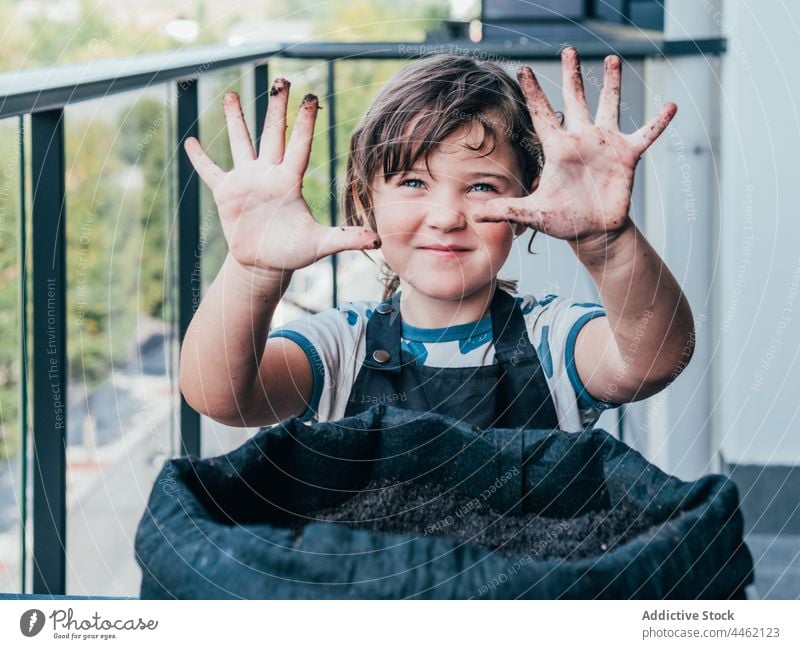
top-left (0, 118), bottom-right (23, 458)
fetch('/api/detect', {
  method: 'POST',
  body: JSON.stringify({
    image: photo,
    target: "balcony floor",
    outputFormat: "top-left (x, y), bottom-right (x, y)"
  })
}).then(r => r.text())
top-left (744, 533), bottom-right (800, 599)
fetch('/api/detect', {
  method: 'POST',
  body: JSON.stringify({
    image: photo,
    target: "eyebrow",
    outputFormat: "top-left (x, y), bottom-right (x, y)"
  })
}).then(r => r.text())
top-left (402, 168), bottom-right (513, 182)
top-left (464, 172), bottom-right (513, 182)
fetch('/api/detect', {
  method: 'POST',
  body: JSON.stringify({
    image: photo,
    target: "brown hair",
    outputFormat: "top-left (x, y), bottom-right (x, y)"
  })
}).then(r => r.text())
top-left (343, 54), bottom-right (542, 300)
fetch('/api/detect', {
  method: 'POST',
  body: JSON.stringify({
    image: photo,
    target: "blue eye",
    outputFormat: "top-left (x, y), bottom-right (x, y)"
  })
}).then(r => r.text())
top-left (471, 183), bottom-right (498, 193)
top-left (400, 178), bottom-right (425, 189)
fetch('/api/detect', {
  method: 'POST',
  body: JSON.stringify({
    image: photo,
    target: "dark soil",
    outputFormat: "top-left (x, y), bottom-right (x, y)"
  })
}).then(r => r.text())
top-left (297, 479), bottom-right (659, 560)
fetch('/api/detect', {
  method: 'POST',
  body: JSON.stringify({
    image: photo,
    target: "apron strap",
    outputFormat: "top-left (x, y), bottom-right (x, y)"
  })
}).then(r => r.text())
top-left (491, 289), bottom-right (538, 363)
top-left (362, 291), bottom-right (403, 373)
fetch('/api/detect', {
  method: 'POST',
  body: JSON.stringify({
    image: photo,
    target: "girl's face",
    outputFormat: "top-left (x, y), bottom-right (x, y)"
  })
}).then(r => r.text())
top-left (371, 120), bottom-right (529, 303)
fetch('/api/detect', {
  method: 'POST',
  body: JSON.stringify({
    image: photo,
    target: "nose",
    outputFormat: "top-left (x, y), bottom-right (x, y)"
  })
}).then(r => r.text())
top-left (423, 196), bottom-right (467, 232)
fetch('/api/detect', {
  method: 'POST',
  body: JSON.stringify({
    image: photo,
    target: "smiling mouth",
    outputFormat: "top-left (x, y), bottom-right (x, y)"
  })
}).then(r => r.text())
top-left (419, 246), bottom-right (472, 258)
top-left (419, 246), bottom-right (472, 252)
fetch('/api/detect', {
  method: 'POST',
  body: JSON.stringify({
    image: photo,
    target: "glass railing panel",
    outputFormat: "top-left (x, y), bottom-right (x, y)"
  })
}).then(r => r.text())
top-left (62, 83), bottom-right (178, 596)
top-left (0, 116), bottom-right (26, 593)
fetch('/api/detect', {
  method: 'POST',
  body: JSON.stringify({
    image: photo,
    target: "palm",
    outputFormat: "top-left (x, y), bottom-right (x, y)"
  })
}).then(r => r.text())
top-left (476, 48), bottom-right (676, 244)
top-left (184, 82), bottom-right (379, 274)
top-left (211, 159), bottom-right (320, 271)
top-left (530, 126), bottom-right (638, 239)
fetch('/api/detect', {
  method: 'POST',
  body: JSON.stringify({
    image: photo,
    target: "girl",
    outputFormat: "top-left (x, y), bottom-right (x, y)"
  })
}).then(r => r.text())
top-left (179, 48), bottom-right (694, 433)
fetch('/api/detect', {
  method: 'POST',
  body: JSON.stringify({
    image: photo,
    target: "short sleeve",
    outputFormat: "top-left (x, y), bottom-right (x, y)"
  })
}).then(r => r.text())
top-left (521, 294), bottom-right (621, 432)
top-left (267, 302), bottom-right (372, 422)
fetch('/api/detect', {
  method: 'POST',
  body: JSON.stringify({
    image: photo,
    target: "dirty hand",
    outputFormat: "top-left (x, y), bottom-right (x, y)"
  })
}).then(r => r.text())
top-left (474, 47), bottom-right (677, 247)
top-left (184, 80), bottom-right (380, 276)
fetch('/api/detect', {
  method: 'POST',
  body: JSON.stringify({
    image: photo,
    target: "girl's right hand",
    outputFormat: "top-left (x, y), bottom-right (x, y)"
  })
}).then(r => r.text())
top-left (184, 78), bottom-right (381, 277)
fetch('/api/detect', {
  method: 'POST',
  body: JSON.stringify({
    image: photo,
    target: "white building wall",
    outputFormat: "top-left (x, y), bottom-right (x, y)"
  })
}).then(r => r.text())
top-left (715, 0), bottom-right (800, 465)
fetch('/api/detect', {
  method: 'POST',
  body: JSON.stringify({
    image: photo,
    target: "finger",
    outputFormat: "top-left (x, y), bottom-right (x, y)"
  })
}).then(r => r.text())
top-left (315, 225), bottom-right (382, 258)
top-left (259, 78), bottom-right (290, 164)
top-left (595, 55), bottom-right (622, 129)
top-left (470, 196), bottom-right (545, 229)
top-left (284, 94), bottom-right (319, 176)
top-left (222, 92), bottom-right (256, 165)
top-left (560, 46), bottom-right (591, 129)
top-left (183, 137), bottom-right (224, 192)
top-left (517, 66), bottom-right (561, 143)
top-left (627, 102), bottom-right (678, 155)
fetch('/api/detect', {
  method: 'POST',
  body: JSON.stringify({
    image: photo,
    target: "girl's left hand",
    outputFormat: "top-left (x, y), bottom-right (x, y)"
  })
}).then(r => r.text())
top-left (474, 47), bottom-right (676, 246)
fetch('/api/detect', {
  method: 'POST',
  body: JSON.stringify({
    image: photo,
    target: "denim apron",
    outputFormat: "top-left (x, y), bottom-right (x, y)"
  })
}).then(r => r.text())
top-left (343, 287), bottom-right (559, 430)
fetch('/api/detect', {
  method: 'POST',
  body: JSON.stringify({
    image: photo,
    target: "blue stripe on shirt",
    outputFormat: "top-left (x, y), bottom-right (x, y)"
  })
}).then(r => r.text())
top-left (267, 329), bottom-right (324, 421)
top-left (564, 309), bottom-right (620, 411)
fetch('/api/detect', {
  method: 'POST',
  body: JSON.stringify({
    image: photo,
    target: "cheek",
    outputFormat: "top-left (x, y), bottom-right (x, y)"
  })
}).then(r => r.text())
top-left (373, 200), bottom-right (404, 235)
top-left (474, 223), bottom-right (515, 255)
top-left (374, 205), bottom-right (422, 243)
top-left (375, 216), bottom-right (409, 243)
top-left (372, 214), bottom-right (410, 269)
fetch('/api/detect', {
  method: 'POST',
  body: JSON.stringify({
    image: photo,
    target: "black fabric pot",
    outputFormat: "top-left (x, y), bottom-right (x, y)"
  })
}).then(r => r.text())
top-left (135, 405), bottom-right (753, 599)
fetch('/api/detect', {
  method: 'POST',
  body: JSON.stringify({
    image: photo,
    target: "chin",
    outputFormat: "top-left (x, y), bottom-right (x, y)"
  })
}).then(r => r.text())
top-left (409, 277), bottom-right (490, 302)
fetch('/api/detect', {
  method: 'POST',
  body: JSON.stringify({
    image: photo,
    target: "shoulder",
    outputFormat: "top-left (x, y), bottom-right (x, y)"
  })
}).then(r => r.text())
top-left (519, 293), bottom-right (605, 356)
top-left (270, 300), bottom-right (378, 335)
top-left (519, 294), bottom-right (605, 333)
top-left (267, 300), bottom-right (377, 367)
top-left (332, 300), bottom-right (380, 329)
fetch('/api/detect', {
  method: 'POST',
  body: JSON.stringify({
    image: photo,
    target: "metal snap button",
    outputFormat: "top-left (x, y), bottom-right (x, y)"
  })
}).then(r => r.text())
top-left (372, 349), bottom-right (391, 364)
top-left (375, 302), bottom-right (393, 314)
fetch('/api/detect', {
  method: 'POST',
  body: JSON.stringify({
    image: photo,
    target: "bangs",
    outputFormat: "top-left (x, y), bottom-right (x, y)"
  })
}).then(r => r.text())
top-left (378, 110), bottom-right (501, 180)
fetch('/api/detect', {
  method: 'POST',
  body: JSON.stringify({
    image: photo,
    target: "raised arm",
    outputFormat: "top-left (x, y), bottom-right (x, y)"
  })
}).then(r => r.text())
top-left (180, 80), bottom-right (380, 426)
top-left (473, 47), bottom-right (694, 404)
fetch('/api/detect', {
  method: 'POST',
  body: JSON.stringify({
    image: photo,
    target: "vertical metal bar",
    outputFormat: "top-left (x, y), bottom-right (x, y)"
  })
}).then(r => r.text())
top-left (327, 60), bottom-right (338, 308)
top-left (254, 63), bottom-right (269, 156)
top-left (176, 79), bottom-right (201, 457)
top-left (30, 109), bottom-right (67, 594)
top-left (18, 114), bottom-right (28, 593)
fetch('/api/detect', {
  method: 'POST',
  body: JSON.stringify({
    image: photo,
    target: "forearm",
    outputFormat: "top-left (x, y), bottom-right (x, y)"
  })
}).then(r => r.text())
top-left (179, 253), bottom-right (292, 419)
top-left (568, 221), bottom-right (695, 386)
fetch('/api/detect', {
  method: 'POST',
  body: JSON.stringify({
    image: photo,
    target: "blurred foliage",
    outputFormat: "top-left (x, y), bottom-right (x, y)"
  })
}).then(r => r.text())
top-left (64, 95), bottom-right (170, 385)
top-left (0, 118), bottom-right (23, 458)
top-left (0, 0), bottom-right (454, 458)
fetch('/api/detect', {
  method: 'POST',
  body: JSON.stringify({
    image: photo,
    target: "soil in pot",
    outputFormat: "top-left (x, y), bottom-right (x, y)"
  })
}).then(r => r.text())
top-left (295, 479), bottom-right (660, 560)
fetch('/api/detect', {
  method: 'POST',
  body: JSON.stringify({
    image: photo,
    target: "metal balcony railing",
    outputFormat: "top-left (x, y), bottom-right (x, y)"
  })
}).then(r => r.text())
top-left (0, 35), bottom-right (725, 595)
